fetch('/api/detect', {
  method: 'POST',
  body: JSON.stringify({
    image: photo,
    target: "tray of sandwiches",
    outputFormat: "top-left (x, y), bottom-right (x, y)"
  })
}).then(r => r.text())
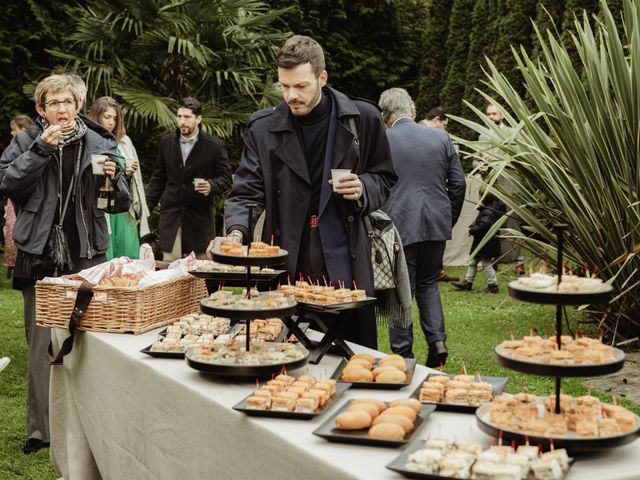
top-left (495, 334), bottom-right (625, 377)
top-left (232, 374), bottom-right (350, 419)
top-left (278, 281), bottom-right (376, 311)
top-left (313, 397), bottom-right (435, 448)
top-left (184, 340), bottom-right (309, 379)
top-left (141, 313), bottom-right (232, 358)
top-left (332, 354), bottom-right (417, 390)
top-left (508, 274), bottom-right (612, 305)
top-left (386, 435), bottom-right (573, 480)
top-left (189, 261), bottom-right (286, 282)
top-left (476, 393), bottom-right (640, 452)
top-left (200, 290), bottom-right (297, 320)
top-left (212, 241), bottom-right (288, 267)
top-left (411, 373), bottom-right (508, 413)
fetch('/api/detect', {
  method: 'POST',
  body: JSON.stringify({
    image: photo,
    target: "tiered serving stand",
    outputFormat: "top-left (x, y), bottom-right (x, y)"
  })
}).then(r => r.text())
top-left (185, 204), bottom-right (309, 378)
top-left (475, 224), bottom-right (640, 452)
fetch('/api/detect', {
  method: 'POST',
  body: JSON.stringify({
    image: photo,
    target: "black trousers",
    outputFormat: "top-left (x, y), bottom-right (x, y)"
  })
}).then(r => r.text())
top-left (388, 241), bottom-right (446, 358)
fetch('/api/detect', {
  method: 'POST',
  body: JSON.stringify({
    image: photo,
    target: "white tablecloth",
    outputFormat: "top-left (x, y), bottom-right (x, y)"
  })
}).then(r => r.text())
top-left (49, 328), bottom-right (640, 480)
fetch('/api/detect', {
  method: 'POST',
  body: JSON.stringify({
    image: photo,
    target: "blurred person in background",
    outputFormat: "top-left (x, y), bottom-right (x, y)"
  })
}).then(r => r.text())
top-left (147, 97), bottom-right (232, 261)
top-left (4, 115), bottom-right (33, 276)
top-left (89, 96), bottom-right (150, 259)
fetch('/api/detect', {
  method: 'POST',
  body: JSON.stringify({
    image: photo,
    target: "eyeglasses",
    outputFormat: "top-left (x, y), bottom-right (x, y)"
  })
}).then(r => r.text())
top-left (43, 99), bottom-right (76, 111)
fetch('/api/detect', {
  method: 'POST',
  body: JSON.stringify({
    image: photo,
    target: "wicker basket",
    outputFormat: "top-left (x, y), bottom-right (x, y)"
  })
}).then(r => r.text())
top-left (35, 273), bottom-right (208, 334)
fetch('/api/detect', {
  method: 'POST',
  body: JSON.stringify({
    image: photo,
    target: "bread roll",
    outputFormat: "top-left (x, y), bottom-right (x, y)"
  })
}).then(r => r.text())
top-left (375, 369), bottom-right (407, 384)
top-left (383, 405), bottom-right (417, 421)
top-left (348, 401), bottom-right (379, 419)
top-left (390, 398), bottom-right (422, 413)
top-left (351, 398), bottom-right (387, 413)
top-left (351, 353), bottom-right (375, 364)
top-left (335, 410), bottom-right (372, 430)
top-left (345, 358), bottom-right (372, 370)
top-left (368, 422), bottom-right (406, 440)
top-left (372, 365), bottom-right (400, 377)
top-left (378, 357), bottom-right (407, 371)
top-left (372, 414), bottom-right (413, 433)
top-left (340, 368), bottom-right (374, 382)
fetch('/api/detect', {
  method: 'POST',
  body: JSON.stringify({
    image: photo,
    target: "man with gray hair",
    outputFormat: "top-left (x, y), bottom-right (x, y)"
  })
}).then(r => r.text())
top-left (379, 88), bottom-right (465, 366)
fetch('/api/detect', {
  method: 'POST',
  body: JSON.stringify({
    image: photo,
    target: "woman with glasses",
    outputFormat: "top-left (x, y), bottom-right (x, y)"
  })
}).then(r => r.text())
top-left (0, 74), bottom-right (131, 454)
top-left (89, 97), bottom-right (150, 259)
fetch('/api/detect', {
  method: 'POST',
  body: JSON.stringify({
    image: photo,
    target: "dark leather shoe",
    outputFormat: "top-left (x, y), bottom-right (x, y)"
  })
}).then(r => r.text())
top-left (426, 340), bottom-right (448, 368)
top-left (486, 283), bottom-right (499, 293)
top-left (451, 280), bottom-right (472, 291)
top-left (23, 438), bottom-right (49, 455)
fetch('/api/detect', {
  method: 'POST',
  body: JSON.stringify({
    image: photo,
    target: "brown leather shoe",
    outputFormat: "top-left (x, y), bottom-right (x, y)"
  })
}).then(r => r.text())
top-left (437, 271), bottom-right (460, 282)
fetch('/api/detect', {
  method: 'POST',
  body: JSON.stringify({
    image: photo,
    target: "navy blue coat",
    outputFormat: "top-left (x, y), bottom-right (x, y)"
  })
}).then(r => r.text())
top-left (225, 87), bottom-right (397, 348)
top-left (382, 120), bottom-right (465, 246)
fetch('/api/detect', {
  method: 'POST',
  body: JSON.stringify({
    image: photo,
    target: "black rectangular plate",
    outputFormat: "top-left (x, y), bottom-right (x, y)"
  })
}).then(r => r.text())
top-left (232, 381), bottom-right (351, 419)
top-left (140, 344), bottom-right (187, 359)
top-left (386, 438), bottom-right (574, 479)
top-left (297, 296), bottom-right (377, 312)
top-left (313, 400), bottom-right (436, 448)
top-left (410, 373), bottom-right (508, 413)
top-left (331, 357), bottom-right (417, 390)
top-left (189, 269), bottom-right (286, 281)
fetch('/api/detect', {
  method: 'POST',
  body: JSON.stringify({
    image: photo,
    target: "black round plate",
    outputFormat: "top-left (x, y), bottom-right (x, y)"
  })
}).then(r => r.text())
top-left (508, 281), bottom-right (613, 305)
top-left (212, 248), bottom-right (288, 267)
top-left (184, 344), bottom-right (309, 379)
top-left (188, 269), bottom-right (286, 281)
top-left (495, 344), bottom-right (625, 377)
top-left (476, 403), bottom-right (640, 453)
top-left (199, 299), bottom-right (297, 320)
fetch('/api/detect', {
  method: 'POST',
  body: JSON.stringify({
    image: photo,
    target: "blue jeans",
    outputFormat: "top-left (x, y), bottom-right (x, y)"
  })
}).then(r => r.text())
top-left (465, 257), bottom-right (497, 285)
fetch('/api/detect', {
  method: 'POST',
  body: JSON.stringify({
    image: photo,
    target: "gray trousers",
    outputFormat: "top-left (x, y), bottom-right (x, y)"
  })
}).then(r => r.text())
top-left (23, 283), bottom-right (50, 442)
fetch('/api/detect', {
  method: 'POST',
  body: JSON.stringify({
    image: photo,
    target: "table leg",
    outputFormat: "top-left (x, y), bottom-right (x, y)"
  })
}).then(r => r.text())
top-left (306, 315), bottom-right (355, 364)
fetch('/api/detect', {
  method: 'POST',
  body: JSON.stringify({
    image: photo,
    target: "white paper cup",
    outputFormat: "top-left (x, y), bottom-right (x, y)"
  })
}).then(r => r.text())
top-left (331, 169), bottom-right (352, 192)
top-left (125, 156), bottom-right (134, 171)
top-left (90, 154), bottom-right (108, 175)
top-left (193, 177), bottom-right (205, 190)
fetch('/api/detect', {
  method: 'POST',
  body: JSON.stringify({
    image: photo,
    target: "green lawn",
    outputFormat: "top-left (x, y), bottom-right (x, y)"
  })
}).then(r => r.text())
top-left (0, 264), bottom-right (637, 480)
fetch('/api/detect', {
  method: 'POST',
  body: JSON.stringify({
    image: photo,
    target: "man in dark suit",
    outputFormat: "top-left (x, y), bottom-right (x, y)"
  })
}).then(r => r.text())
top-left (379, 88), bottom-right (465, 366)
top-left (147, 97), bottom-right (232, 260)
top-left (207, 35), bottom-right (397, 349)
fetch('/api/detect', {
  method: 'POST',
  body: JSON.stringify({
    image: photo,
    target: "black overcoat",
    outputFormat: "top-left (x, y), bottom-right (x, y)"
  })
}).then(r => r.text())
top-left (469, 198), bottom-right (506, 260)
top-left (147, 129), bottom-right (231, 254)
top-left (225, 87), bottom-right (397, 348)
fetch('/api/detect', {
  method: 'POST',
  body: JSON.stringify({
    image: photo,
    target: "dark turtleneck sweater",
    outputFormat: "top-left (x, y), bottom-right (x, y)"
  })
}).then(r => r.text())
top-left (292, 92), bottom-right (332, 215)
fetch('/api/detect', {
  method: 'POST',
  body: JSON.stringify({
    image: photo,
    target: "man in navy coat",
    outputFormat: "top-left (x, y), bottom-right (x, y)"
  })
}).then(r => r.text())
top-left (208, 36), bottom-right (397, 349)
top-left (379, 88), bottom-right (465, 366)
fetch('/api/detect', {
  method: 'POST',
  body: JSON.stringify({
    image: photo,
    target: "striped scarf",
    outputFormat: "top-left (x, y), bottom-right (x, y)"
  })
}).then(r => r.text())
top-left (39, 115), bottom-right (87, 146)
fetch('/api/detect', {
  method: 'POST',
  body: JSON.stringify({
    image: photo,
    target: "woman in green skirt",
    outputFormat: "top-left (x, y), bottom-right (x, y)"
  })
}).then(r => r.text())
top-left (89, 97), bottom-right (150, 259)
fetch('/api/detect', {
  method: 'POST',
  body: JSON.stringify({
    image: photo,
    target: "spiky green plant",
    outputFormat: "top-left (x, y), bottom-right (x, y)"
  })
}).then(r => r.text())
top-left (454, 0), bottom-right (640, 343)
top-left (46, 0), bottom-right (291, 138)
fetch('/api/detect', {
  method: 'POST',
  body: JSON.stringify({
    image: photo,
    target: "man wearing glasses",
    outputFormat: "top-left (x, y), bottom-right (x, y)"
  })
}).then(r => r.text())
top-left (0, 74), bottom-right (131, 454)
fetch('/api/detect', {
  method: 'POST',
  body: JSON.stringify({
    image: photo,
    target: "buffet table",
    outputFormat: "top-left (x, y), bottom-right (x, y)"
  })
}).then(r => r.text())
top-left (49, 328), bottom-right (640, 480)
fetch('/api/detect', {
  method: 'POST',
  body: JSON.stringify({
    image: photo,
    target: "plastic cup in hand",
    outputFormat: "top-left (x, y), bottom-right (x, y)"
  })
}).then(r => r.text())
top-left (90, 154), bottom-right (108, 175)
top-left (125, 156), bottom-right (134, 174)
top-left (331, 169), bottom-right (352, 192)
top-left (193, 178), bottom-right (205, 190)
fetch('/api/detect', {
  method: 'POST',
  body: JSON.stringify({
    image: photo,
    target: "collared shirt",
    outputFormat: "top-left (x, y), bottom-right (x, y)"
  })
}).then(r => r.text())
top-left (179, 128), bottom-right (199, 164)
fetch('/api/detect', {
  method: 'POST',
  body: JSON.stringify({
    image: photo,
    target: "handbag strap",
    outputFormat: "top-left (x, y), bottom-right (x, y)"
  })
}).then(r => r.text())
top-left (48, 280), bottom-right (95, 364)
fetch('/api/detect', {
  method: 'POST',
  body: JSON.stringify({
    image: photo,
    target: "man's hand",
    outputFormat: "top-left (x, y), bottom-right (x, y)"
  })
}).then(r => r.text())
top-left (195, 179), bottom-right (211, 196)
top-left (206, 230), bottom-right (243, 259)
top-left (331, 173), bottom-right (364, 201)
